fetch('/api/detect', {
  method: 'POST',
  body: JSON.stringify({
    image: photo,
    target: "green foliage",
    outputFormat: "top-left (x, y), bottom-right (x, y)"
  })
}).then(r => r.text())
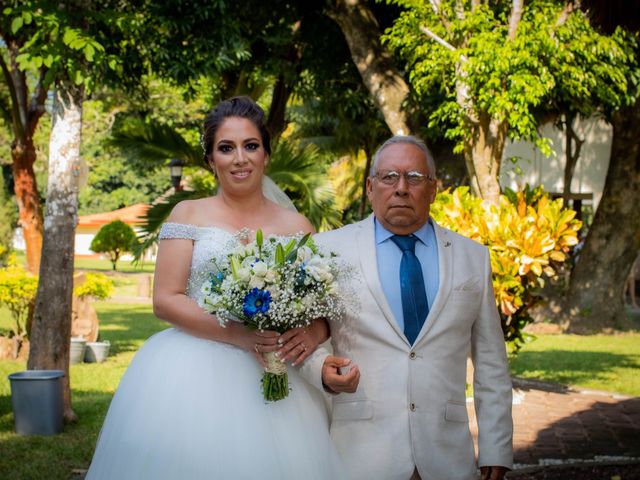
top-left (267, 140), bottom-right (342, 232)
top-left (0, 259), bottom-right (38, 339)
top-left (74, 273), bottom-right (114, 301)
top-left (4, 0), bottom-right (146, 93)
top-left (384, 0), bottom-right (638, 153)
top-left (90, 220), bottom-right (138, 271)
top-left (78, 155), bottom-right (168, 215)
top-left (431, 186), bottom-right (582, 354)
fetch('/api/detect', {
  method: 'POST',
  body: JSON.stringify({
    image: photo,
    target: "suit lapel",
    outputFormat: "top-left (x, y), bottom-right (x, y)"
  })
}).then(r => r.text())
top-left (414, 222), bottom-right (453, 344)
top-left (356, 215), bottom-right (408, 343)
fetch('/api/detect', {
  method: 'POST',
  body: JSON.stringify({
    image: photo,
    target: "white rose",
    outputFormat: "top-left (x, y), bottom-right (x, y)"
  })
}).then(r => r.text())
top-left (252, 261), bottom-right (268, 276)
top-left (249, 275), bottom-right (265, 289)
top-left (264, 269), bottom-right (277, 283)
top-left (238, 267), bottom-right (251, 283)
top-left (320, 269), bottom-right (334, 283)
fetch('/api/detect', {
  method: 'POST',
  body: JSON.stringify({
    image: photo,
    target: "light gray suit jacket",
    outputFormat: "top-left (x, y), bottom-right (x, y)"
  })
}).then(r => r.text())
top-left (300, 215), bottom-right (513, 480)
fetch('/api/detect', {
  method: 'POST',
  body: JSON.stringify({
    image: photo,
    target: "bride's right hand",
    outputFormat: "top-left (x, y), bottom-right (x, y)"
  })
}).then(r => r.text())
top-left (224, 321), bottom-right (281, 368)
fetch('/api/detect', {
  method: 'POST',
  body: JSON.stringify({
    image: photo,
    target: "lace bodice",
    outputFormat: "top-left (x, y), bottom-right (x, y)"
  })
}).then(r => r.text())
top-left (158, 223), bottom-right (246, 306)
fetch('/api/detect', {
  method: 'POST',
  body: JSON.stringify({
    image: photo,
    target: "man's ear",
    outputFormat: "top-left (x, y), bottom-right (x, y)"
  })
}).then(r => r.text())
top-left (428, 184), bottom-right (437, 203)
top-left (365, 177), bottom-right (373, 201)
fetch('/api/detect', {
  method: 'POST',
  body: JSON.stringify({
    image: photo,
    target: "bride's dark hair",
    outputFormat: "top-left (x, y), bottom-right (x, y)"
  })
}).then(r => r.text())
top-left (202, 96), bottom-right (272, 165)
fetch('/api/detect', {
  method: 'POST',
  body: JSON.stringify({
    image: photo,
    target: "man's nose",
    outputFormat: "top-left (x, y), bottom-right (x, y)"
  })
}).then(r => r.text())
top-left (394, 175), bottom-right (410, 195)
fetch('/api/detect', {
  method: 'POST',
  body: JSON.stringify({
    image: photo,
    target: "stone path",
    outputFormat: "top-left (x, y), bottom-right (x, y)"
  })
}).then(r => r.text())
top-left (468, 377), bottom-right (640, 470)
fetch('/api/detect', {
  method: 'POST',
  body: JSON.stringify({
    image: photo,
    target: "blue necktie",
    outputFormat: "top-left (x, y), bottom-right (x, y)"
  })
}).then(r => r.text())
top-left (391, 235), bottom-right (429, 344)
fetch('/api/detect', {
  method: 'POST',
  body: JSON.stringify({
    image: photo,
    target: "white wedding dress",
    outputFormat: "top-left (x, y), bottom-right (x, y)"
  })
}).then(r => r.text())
top-left (86, 223), bottom-right (345, 479)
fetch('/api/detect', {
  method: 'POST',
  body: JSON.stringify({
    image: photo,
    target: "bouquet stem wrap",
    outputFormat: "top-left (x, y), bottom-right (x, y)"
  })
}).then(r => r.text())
top-left (262, 352), bottom-right (289, 401)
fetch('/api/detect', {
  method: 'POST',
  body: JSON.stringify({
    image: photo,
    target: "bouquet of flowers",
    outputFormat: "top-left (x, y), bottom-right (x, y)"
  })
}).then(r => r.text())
top-left (201, 230), bottom-right (348, 401)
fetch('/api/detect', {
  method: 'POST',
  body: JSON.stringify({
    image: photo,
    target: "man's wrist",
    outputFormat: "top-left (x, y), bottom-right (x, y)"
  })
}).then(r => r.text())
top-left (322, 381), bottom-right (339, 395)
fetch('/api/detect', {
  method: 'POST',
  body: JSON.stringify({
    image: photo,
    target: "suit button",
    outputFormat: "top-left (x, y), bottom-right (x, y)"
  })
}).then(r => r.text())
top-left (409, 352), bottom-right (416, 359)
top-left (410, 403), bottom-right (416, 411)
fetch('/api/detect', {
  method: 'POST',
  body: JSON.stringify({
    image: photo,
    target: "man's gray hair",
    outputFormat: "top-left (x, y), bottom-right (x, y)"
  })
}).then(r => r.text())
top-left (369, 135), bottom-right (436, 178)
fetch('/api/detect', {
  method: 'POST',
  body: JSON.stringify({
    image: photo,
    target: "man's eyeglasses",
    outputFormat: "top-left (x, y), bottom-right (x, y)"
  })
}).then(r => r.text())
top-left (373, 170), bottom-right (435, 187)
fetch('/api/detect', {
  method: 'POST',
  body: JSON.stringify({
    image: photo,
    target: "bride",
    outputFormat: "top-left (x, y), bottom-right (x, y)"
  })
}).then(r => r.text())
top-left (86, 96), bottom-right (347, 479)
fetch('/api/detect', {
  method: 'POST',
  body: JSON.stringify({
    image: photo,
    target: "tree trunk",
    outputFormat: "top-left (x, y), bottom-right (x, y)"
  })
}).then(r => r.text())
top-left (1, 39), bottom-right (48, 273)
top-left (327, 0), bottom-right (412, 135)
top-left (463, 113), bottom-right (507, 205)
top-left (562, 113), bottom-right (584, 205)
top-left (564, 99), bottom-right (640, 332)
top-left (28, 81), bottom-right (84, 422)
top-left (11, 137), bottom-right (44, 274)
top-left (266, 73), bottom-right (292, 143)
top-left (359, 144), bottom-right (372, 219)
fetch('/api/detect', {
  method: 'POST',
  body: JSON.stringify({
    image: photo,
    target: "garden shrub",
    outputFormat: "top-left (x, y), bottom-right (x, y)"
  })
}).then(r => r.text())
top-left (90, 219), bottom-right (139, 270)
top-left (74, 272), bottom-right (114, 300)
top-left (0, 257), bottom-right (38, 340)
top-left (431, 186), bottom-right (581, 354)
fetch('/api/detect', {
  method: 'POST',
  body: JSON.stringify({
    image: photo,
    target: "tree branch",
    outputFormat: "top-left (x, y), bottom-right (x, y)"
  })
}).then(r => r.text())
top-left (28, 68), bottom-right (49, 132)
top-left (557, 0), bottom-right (581, 27)
top-left (419, 25), bottom-right (468, 61)
top-left (508, 0), bottom-right (524, 40)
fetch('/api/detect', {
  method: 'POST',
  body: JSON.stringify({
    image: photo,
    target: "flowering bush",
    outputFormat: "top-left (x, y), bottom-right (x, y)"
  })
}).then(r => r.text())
top-left (201, 230), bottom-right (350, 401)
top-left (431, 186), bottom-right (581, 354)
top-left (0, 258), bottom-right (38, 340)
top-left (74, 273), bottom-right (114, 300)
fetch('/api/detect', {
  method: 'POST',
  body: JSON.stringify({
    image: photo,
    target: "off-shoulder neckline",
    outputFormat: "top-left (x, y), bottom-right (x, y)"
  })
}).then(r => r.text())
top-left (161, 222), bottom-right (301, 239)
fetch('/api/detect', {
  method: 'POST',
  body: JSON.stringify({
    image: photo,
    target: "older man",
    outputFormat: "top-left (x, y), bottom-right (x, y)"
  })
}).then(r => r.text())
top-left (300, 136), bottom-right (513, 480)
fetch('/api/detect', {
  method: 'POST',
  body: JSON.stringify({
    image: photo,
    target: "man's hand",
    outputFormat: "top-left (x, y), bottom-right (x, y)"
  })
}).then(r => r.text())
top-left (480, 466), bottom-right (508, 480)
top-left (322, 355), bottom-right (360, 393)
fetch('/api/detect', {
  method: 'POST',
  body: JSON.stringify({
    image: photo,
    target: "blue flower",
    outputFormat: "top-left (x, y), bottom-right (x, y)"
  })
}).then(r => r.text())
top-left (210, 271), bottom-right (225, 288)
top-left (243, 288), bottom-right (272, 317)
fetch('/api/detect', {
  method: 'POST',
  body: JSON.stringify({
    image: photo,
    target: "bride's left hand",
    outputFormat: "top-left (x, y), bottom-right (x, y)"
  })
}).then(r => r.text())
top-left (276, 318), bottom-right (329, 366)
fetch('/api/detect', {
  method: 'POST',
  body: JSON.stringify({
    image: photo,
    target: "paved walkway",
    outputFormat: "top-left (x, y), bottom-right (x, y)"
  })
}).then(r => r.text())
top-left (468, 377), bottom-right (640, 469)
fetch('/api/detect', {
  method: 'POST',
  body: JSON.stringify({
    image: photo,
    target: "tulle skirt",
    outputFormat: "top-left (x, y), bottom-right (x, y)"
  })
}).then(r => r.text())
top-left (86, 328), bottom-right (345, 479)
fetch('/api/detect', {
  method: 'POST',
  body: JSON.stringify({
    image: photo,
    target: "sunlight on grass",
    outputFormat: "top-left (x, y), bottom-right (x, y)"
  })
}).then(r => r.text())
top-left (0, 302), bottom-right (166, 480)
top-left (74, 257), bottom-right (155, 273)
top-left (11, 249), bottom-right (155, 273)
top-left (509, 333), bottom-right (640, 396)
top-left (1, 297), bottom-right (639, 479)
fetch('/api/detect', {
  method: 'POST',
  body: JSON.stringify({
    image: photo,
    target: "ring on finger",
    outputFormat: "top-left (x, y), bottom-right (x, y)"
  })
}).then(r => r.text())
top-left (254, 344), bottom-right (259, 353)
top-left (301, 342), bottom-right (307, 352)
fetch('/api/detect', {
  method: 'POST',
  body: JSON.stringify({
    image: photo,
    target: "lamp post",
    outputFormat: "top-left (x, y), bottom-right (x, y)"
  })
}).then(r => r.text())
top-left (168, 158), bottom-right (184, 191)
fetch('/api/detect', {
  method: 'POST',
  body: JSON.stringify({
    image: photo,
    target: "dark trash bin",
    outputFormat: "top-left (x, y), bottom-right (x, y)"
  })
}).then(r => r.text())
top-left (8, 370), bottom-right (65, 435)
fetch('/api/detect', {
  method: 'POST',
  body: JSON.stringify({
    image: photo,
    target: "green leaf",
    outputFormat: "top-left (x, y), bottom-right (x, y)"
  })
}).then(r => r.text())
top-left (256, 229), bottom-right (263, 249)
top-left (84, 44), bottom-right (95, 62)
top-left (230, 256), bottom-right (241, 280)
top-left (63, 28), bottom-right (78, 47)
top-left (11, 17), bottom-right (23, 34)
top-left (275, 244), bottom-right (285, 265)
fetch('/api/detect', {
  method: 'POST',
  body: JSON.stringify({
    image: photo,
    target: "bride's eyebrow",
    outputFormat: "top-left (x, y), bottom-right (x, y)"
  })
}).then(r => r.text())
top-left (216, 137), bottom-right (260, 144)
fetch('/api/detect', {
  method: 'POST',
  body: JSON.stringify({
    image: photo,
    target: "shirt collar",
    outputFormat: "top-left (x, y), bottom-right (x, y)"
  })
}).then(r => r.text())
top-left (374, 217), bottom-right (432, 246)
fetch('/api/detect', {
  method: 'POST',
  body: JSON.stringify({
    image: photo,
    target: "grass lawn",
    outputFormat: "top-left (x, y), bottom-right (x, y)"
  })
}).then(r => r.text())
top-left (74, 257), bottom-right (155, 274)
top-left (12, 250), bottom-right (155, 273)
top-left (0, 298), bottom-right (638, 479)
top-left (509, 332), bottom-right (640, 396)
top-left (0, 302), bottom-right (167, 480)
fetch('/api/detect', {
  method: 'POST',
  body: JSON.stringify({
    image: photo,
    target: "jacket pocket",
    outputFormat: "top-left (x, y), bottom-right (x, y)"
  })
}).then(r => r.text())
top-left (332, 400), bottom-right (374, 421)
top-left (444, 402), bottom-right (469, 423)
top-left (448, 290), bottom-right (481, 304)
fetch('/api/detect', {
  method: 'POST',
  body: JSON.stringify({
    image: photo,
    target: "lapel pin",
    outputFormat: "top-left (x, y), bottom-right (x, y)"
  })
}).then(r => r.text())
top-left (444, 241), bottom-right (451, 247)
